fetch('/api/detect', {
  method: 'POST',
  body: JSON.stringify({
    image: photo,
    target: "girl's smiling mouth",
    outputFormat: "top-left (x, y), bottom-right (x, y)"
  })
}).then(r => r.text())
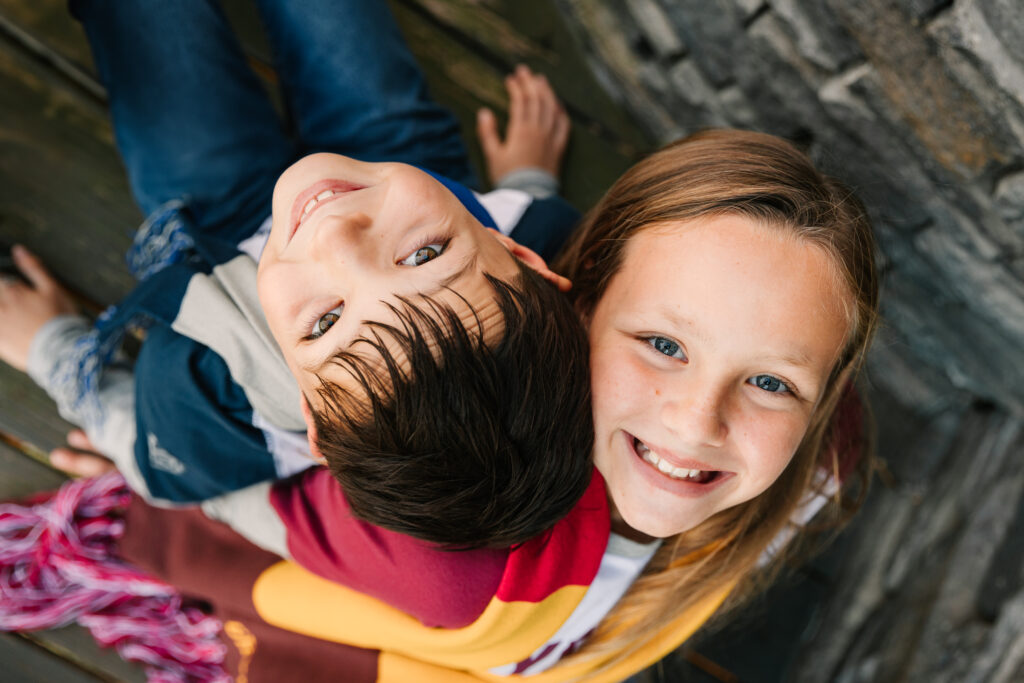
top-left (624, 432), bottom-right (730, 493)
top-left (288, 179), bottom-right (365, 241)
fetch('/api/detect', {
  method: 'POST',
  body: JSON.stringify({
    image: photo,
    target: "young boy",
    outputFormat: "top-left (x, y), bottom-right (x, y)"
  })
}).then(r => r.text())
top-left (0, 0), bottom-right (592, 550)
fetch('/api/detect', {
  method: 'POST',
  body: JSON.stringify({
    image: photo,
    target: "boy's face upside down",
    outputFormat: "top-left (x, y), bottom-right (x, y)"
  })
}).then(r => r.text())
top-left (258, 153), bottom-right (523, 402)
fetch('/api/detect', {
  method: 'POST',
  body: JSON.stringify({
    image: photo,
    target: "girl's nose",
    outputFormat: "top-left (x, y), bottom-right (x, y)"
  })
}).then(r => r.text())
top-left (660, 386), bottom-right (728, 448)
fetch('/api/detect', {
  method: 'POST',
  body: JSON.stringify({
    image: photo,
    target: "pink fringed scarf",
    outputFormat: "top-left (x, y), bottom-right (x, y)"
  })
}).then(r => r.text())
top-left (0, 473), bottom-right (229, 682)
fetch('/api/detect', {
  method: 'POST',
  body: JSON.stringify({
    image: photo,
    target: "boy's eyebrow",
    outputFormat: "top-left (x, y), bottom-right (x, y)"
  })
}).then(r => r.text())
top-left (420, 250), bottom-right (480, 300)
top-left (304, 251), bottom-right (480, 374)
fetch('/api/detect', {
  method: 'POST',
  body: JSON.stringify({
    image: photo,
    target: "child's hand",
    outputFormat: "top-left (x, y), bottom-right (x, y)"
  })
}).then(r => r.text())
top-left (49, 429), bottom-right (118, 477)
top-left (477, 65), bottom-right (570, 186)
top-left (0, 245), bottom-right (78, 372)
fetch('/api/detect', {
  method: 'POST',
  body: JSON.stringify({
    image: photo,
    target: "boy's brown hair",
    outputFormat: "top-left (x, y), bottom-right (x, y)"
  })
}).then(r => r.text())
top-left (310, 262), bottom-right (594, 549)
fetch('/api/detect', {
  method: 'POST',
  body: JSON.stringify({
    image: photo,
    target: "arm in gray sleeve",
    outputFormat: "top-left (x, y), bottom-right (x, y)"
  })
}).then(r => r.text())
top-left (26, 314), bottom-right (153, 499)
top-left (495, 167), bottom-right (560, 199)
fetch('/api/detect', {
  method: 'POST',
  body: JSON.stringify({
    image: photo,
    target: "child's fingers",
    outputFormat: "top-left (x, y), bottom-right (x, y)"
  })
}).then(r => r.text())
top-left (49, 448), bottom-right (116, 477)
top-left (50, 429), bottom-right (113, 477)
top-left (506, 72), bottom-right (525, 125)
top-left (535, 75), bottom-right (563, 127)
top-left (66, 429), bottom-right (96, 452)
top-left (11, 245), bottom-right (55, 292)
top-left (552, 111), bottom-right (571, 152)
top-left (528, 73), bottom-right (553, 123)
top-left (516, 67), bottom-right (542, 124)
top-left (476, 107), bottom-right (502, 155)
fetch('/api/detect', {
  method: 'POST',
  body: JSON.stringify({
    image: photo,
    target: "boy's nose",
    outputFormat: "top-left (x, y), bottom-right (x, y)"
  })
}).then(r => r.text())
top-left (660, 384), bottom-right (728, 448)
top-left (312, 212), bottom-right (375, 261)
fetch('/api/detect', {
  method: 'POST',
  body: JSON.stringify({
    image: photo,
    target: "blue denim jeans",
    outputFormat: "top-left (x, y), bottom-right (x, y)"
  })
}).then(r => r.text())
top-left (71, 0), bottom-right (475, 244)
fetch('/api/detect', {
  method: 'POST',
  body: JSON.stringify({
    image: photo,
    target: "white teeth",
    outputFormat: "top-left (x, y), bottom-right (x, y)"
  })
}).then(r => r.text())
top-left (634, 438), bottom-right (708, 482)
top-left (300, 190), bottom-right (338, 221)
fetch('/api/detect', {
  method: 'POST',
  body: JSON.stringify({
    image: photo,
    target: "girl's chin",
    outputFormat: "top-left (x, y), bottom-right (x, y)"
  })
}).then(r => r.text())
top-left (610, 499), bottom-right (702, 543)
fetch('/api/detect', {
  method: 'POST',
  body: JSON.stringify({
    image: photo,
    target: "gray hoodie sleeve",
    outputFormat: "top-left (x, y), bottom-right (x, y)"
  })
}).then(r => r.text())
top-left (495, 167), bottom-right (559, 199)
top-left (26, 314), bottom-right (153, 500)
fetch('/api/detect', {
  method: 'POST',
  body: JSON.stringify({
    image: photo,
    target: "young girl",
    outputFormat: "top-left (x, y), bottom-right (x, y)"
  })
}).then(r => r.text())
top-left (546, 128), bottom-right (879, 678)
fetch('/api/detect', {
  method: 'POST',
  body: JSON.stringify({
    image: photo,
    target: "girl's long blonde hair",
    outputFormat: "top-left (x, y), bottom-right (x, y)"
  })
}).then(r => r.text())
top-left (552, 129), bottom-right (880, 671)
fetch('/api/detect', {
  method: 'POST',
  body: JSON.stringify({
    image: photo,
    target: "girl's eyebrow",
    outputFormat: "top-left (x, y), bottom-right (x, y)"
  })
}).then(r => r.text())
top-left (654, 306), bottom-right (711, 346)
top-left (654, 304), bottom-right (816, 368)
top-left (758, 350), bottom-right (816, 369)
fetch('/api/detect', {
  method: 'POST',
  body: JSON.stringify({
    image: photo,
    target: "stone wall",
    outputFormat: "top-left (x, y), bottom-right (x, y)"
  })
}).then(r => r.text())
top-left (554, 0), bottom-right (1024, 415)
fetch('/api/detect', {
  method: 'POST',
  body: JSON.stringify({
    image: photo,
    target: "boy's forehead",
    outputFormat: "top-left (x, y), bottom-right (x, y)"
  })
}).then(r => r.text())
top-left (301, 270), bottom-right (512, 396)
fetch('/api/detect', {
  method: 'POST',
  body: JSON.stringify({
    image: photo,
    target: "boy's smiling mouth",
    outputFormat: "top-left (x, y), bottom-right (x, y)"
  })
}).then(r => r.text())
top-left (289, 179), bottom-right (365, 242)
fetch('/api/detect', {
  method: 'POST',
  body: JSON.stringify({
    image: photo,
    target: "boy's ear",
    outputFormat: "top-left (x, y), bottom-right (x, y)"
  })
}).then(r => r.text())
top-left (300, 394), bottom-right (328, 466)
top-left (488, 229), bottom-right (571, 292)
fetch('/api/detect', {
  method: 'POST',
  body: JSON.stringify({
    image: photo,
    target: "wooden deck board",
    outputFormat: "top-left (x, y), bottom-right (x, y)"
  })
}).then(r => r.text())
top-left (0, 24), bottom-right (136, 308)
top-left (19, 627), bottom-right (148, 683)
top-left (0, 437), bottom-right (65, 499)
top-left (401, 0), bottom-right (649, 152)
top-left (0, 633), bottom-right (105, 683)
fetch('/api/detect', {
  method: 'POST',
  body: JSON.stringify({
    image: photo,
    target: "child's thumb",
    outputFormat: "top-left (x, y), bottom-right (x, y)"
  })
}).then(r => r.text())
top-left (476, 107), bottom-right (501, 154)
top-left (12, 245), bottom-right (55, 291)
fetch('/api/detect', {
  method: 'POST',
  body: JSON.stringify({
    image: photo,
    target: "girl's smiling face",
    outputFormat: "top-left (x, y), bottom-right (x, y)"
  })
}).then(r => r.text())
top-left (587, 215), bottom-right (851, 540)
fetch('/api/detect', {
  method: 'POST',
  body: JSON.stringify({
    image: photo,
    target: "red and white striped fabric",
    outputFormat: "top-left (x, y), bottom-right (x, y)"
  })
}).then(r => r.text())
top-left (0, 472), bottom-right (228, 683)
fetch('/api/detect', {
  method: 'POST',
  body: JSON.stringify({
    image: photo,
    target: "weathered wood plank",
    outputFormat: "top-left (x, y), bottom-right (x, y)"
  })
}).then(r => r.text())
top-left (20, 627), bottom-right (148, 683)
top-left (0, 28), bottom-right (135, 307)
top-left (0, 1), bottom-right (93, 74)
top-left (399, 0), bottom-right (650, 151)
top-left (390, 1), bottom-right (633, 209)
top-left (0, 632), bottom-right (105, 683)
top-left (0, 364), bottom-right (77, 455)
top-left (0, 436), bottom-right (65, 499)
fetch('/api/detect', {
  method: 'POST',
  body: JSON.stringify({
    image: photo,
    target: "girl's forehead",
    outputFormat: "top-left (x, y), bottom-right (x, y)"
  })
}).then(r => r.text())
top-left (629, 216), bottom-right (850, 306)
top-left (605, 215), bottom-right (852, 374)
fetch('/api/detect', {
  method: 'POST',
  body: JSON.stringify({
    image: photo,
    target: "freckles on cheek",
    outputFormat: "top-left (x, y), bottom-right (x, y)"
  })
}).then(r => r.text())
top-left (601, 356), bottom-right (653, 399)
top-left (745, 412), bottom-right (807, 467)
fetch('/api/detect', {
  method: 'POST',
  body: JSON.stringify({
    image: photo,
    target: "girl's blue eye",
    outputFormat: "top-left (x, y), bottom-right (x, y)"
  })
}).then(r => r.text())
top-left (309, 304), bottom-right (343, 340)
top-left (749, 374), bottom-right (791, 394)
top-left (647, 336), bottom-right (685, 360)
top-left (400, 242), bottom-right (445, 266)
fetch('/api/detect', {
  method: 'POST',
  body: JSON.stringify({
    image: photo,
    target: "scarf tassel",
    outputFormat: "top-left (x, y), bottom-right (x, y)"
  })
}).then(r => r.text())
top-left (0, 473), bottom-right (229, 682)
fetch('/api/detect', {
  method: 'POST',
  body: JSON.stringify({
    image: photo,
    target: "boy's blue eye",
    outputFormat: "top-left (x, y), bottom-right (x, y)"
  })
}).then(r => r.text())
top-left (400, 242), bottom-right (445, 266)
top-left (646, 336), bottom-right (685, 360)
top-left (309, 304), bottom-right (343, 340)
top-left (749, 374), bottom-right (791, 394)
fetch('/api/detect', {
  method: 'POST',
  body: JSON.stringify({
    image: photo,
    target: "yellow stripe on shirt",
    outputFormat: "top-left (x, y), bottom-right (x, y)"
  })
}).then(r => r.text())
top-left (252, 560), bottom-right (590, 670)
